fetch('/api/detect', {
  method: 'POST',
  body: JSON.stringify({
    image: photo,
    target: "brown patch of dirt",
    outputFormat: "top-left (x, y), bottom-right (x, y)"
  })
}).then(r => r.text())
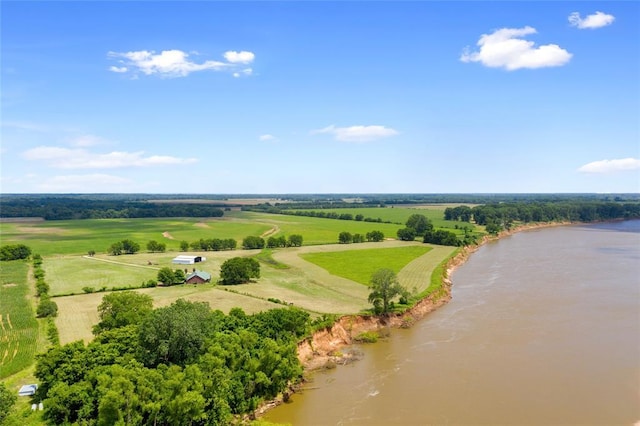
top-left (260, 226), bottom-right (280, 238)
top-left (2, 283), bottom-right (17, 287)
top-left (162, 231), bottom-right (175, 240)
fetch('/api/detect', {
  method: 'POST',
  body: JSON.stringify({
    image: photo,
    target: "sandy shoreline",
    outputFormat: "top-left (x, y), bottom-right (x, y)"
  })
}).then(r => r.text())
top-left (252, 220), bottom-right (576, 419)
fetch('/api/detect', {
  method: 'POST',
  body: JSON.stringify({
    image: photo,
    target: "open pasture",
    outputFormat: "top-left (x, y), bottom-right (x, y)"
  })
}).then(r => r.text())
top-left (301, 245), bottom-right (432, 285)
top-left (0, 217), bottom-right (272, 256)
top-left (284, 206), bottom-right (466, 229)
top-left (231, 211), bottom-right (406, 245)
top-left (0, 261), bottom-right (39, 379)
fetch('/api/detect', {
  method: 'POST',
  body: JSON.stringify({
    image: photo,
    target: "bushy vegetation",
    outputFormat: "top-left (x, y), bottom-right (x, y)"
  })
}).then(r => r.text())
top-left (34, 297), bottom-right (309, 425)
top-left (220, 257), bottom-right (260, 285)
top-left (0, 243), bottom-right (32, 261)
top-left (108, 239), bottom-right (141, 255)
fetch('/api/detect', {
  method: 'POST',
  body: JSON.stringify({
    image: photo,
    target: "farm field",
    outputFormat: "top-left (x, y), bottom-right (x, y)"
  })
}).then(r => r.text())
top-left (0, 261), bottom-right (39, 379)
top-left (1, 207), bottom-right (464, 353)
top-left (301, 245), bottom-right (432, 285)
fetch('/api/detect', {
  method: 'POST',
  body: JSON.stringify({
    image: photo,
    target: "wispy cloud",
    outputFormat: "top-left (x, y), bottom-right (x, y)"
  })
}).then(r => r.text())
top-left (108, 49), bottom-right (255, 78)
top-left (569, 11), bottom-right (615, 29)
top-left (461, 26), bottom-right (572, 70)
top-left (259, 134), bottom-right (277, 142)
top-left (23, 146), bottom-right (197, 169)
top-left (578, 158), bottom-right (640, 173)
top-left (311, 125), bottom-right (399, 143)
top-left (36, 174), bottom-right (133, 192)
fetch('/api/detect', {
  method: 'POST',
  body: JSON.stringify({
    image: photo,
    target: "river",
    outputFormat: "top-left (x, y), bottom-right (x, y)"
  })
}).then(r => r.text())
top-left (264, 221), bottom-right (640, 425)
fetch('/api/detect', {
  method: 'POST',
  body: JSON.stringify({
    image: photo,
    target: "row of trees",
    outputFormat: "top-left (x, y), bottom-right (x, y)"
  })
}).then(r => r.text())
top-left (108, 239), bottom-right (141, 255)
top-left (32, 254), bottom-right (58, 318)
top-left (338, 230), bottom-right (385, 244)
top-left (35, 295), bottom-right (310, 424)
top-left (183, 238), bottom-right (237, 252)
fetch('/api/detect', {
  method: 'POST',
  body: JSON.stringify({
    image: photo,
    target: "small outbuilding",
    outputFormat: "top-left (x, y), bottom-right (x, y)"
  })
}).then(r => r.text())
top-left (172, 255), bottom-right (206, 265)
top-left (185, 270), bottom-right (211, 284)
top-left (18, 384), bottom-right (38, 396)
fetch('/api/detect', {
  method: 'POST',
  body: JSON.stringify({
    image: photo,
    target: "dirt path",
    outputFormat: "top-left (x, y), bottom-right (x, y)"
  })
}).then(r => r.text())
top-left (82, 256), bottom-right (160, 270)
top-left (260, 225), bottom-right (280, 238)
top-left (162, 231), bottom-right (175, 240)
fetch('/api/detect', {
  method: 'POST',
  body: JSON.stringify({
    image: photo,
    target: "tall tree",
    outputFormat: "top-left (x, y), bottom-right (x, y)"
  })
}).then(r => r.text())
top-left (368, 269), bottom-right (406, 314)
top-left (93, 291), bottom-right (153, 335)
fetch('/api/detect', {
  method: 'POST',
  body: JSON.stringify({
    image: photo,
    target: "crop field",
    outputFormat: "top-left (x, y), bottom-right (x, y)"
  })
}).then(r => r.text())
top-left (301, 245), bottom-right (432, 285)
top-left (0, 261), bottom-right (39, 379)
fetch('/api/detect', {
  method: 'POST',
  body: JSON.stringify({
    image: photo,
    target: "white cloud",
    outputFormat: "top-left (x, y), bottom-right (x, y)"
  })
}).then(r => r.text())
top-left (233, 68), bottom-right (253, 78)
top-left (108, 50), bottom-right (227, 77)
top-left (461, 26), bottom-right (572, 70)
top-left (259, 134), bottom-right (276, 141)
top-left (569, 11), bottom-right (615, 29)
top-left (224, 51), bottom-right (255, 64)
top-left (578, 158), bottom-right (640, 173)
top-left (22, 146), bottom-right (197, 169)
top-left (37, 174), bottom-right (132, 192)
top-left (312, 125), bottom-right (399, 143)
top-left (109, 66), bottom-right (128, 73)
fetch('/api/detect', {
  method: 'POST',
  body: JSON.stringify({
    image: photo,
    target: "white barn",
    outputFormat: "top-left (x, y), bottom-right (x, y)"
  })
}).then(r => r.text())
top-left (172, 255), bottom-right (206, 265)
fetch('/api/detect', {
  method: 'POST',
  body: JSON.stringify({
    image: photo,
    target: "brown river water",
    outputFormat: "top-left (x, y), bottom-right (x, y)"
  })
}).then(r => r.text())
top-left (265, 221), bottom-right (640, 425)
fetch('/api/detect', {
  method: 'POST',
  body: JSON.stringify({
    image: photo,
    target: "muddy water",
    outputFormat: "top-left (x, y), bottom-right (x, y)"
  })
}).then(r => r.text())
top-left (265, 221), bottom-right (640, 425)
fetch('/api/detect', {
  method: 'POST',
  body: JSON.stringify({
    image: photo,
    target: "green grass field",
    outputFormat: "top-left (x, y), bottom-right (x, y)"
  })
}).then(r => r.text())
top-left (0, 261), bottom-right (39, 379)
top-left (301, 245), bottom-right (432, 285)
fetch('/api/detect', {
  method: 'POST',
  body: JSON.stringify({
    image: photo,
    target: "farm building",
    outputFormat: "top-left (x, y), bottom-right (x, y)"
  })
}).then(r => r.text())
top-left (172, 255), bottom-right (206, 265)
top-left (185, 270), bottom-right (212, 284)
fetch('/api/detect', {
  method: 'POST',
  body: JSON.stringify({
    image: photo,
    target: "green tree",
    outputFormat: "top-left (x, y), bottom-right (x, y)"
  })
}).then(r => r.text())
top-left (368, 269), bottom-right (406, 314)
top-left (93, 291), bottom-right (154, 335)
top-left (157, 267), bottom-right (176, 285)
top-left (121, 239), bottom-right (140, 254)
top-left (396, 227), bottom-right (416, 241)
top-left (147, 240), bottom-right (166, 253)
top-left (338, 231), bottom-right (353, 244)
top-left (0, 382), bottom-right (17, 425)
top-left (0, 243), bottom-right (31, 261)
top-left (366, 230), bottom-right (385, 242)
top-left (406, 214), bottom-right (433, 236)
top-left (108, 241), bottom-right (124, 256)
top-left (180, 241), bottom-right (189, 251)
top-left (173, 269), bottom-right (186, 284)
top-left (220, 257), bottom-right (260, 285)
top-left (288, 234), bottom-right (303, 247)
top-left (138, 299), bottom-right (215, 367)
top-left (242, 236), bottom-right (265, 250)
top-left (37, 295), bottom-right (58, 318)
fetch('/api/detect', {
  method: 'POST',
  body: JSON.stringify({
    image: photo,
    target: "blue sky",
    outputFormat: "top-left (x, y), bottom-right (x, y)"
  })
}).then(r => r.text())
top-left (2, 1), bottom-right (638, 194)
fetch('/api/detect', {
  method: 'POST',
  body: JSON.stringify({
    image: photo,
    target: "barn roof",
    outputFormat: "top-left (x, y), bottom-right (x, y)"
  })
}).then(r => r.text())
top-left (186, 270), bottom-right (211, 281)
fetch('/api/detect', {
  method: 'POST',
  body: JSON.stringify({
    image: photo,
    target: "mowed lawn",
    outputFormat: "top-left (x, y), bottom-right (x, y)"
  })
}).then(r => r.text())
top-left (55, 285), bottom-right (289, 344)
top-left (0, 260), bottom-right (39, 379)
top-left (301, 245), bottom-right (432, 285)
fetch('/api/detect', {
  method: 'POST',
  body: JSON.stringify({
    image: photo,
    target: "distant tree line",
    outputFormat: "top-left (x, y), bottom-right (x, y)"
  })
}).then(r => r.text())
top-left (445, 201), bottom-right (640, 235)
top-left (0, 197), bottom-right (224, 220)
top-left (242, 206), bottom-right (393, 224)
top-left (34, 295), bottom-right (311, 425)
